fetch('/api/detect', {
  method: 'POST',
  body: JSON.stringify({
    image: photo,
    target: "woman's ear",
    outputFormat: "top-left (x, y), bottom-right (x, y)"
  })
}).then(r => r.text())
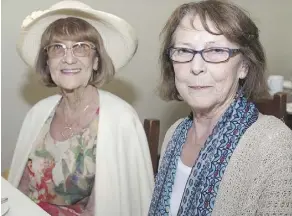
top-left (93, 56), bottom-right (99, 71)
top-left (239, 61), bottom-right (249, 79)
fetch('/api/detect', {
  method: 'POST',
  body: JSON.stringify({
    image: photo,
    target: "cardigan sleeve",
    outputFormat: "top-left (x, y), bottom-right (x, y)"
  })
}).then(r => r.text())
top-left (256, 128), bottom-right (292, 215)
top-left (8, 95), bottom-right (61, 186)
top-left (120, 111), bottom-right (154, 216)
top-left (8, 106), bottom-right (35, 186)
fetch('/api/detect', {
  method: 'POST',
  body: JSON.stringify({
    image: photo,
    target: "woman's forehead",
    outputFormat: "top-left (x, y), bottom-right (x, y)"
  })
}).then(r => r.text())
top-left (178, 14), bottom-right (219, 34)
top-left (50, 34), bottom-right (83, 42)
top-left (173, 15), bottom-right (234, 47)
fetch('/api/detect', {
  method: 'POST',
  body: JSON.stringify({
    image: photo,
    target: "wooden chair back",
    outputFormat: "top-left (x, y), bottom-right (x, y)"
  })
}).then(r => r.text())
top-left (144, 119), bottom-right (160, 174)
top-left (254, 92), bottom-right (287, 123)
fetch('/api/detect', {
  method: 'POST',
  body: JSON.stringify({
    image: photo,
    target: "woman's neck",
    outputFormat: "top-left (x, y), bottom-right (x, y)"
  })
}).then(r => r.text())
top-left (60, 85), bottom-right (96, 113)
top-left (192, 91), bottom-right (236, 137)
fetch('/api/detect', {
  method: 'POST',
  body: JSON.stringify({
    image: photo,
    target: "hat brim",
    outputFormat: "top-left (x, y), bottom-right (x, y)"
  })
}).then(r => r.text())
top-left (17, 7), bottom-right (138, 71)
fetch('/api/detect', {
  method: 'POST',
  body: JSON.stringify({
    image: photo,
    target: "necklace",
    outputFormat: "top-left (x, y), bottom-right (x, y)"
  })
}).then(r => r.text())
top-left (60, 88), bottom-right (95, 139)
top-left (61, 104), bottom-right (90, 139)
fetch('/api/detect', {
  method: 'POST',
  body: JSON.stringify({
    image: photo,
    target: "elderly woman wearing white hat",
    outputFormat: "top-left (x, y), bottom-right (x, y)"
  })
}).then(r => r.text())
top-left (7, 1), bottom-right (154, 215)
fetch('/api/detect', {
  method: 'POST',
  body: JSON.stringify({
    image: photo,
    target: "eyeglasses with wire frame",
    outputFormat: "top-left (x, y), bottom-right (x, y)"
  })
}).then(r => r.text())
top-left (168, 47), bottom-right (241, 63)
top-left (44, 42), bottom-right (96, 58)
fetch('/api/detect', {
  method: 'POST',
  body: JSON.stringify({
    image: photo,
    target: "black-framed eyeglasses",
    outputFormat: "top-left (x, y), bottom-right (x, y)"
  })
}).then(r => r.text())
top-left (44, 42), bottom-right (96, 58)
top-left (168, 47), bottom-right (241, 63)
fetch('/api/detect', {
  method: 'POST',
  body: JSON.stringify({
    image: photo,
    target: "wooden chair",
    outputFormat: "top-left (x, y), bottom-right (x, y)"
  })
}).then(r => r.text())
top-left (254, 92), bottom-right (288, 123)
top-left (144, 119), bottom-right (160, 175)
top-left (2, 170), bottom-right (9, 180)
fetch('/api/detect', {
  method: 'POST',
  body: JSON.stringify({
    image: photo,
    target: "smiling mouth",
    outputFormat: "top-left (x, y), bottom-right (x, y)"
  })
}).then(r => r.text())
top-left (189, 86), bottom-right (212, 90)
top-left (61, 69), bottom-right (81, 74)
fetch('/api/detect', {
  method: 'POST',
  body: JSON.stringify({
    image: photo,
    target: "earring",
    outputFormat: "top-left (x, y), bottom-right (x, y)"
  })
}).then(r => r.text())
top-left (239, 74), bottom-right (245, 79)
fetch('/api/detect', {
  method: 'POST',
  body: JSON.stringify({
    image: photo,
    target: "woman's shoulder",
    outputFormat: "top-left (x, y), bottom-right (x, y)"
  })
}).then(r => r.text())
top-left (25, 95), bottom-right (61, 117)
top-left (32, 94), bottom-right (61, 108)
top-left (251, 114), bottom-right (292, 138)
top-left (246, 114), bottom-right (292, 152)
top-left (99, 89), bottom-right (139, 118)
top-left (160, 118), bottom-right (186, 156)
top-left (165, 118), bottom-right (185, 138)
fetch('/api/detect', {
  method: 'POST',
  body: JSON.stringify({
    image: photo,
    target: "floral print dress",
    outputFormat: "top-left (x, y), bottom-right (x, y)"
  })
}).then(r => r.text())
top-left (18, 108), bottom-right (99, 216)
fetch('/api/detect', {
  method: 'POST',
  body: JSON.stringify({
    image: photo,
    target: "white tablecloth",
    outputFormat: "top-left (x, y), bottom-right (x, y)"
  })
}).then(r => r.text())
top-left (1, 177), bottom-right (49, 216)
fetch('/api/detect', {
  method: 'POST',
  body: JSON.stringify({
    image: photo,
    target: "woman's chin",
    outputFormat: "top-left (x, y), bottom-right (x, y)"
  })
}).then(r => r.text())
top-left (187, 100), bottom-right (215, 113)
top-left (58, 84), bottom-right (85, 91)
top-left (192, 106), bottom-right (213, 114)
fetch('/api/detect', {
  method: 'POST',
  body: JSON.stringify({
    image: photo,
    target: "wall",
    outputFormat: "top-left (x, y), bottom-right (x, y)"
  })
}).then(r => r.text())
top-left (2, 0), bottom-right (292, 170)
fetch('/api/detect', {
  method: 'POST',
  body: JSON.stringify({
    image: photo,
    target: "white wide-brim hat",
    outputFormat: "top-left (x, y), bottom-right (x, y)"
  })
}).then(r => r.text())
top-left (17, 0), bottom-right (138, 71)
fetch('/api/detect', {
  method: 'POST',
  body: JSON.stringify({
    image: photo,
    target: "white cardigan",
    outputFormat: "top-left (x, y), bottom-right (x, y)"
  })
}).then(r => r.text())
top-left (8, 90), bottom-right (154, 216)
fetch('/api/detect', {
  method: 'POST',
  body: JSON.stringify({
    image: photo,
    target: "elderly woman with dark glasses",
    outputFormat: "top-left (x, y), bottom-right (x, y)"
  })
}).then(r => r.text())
top-left (8, 1), bottom-right (154, 216)
top-left (149, 0), bottom-right (292, 215)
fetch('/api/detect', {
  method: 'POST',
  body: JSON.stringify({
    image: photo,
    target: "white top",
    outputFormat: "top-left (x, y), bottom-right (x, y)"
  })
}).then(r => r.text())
top-left (170, 157), bottom-right (192, 216)
top-left (7, 90), bottom-right (154, 216)
top-left (1, 177), bottom-right (49, 215)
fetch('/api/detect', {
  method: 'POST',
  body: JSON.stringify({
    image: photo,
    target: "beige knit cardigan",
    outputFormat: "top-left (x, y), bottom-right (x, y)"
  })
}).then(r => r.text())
top-left (159, 114), bottom-right (292, 215)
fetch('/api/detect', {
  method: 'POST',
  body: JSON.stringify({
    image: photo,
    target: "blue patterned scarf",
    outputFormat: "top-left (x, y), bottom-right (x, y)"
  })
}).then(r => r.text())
top-left (148, 91), bottom-right (259, 216)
